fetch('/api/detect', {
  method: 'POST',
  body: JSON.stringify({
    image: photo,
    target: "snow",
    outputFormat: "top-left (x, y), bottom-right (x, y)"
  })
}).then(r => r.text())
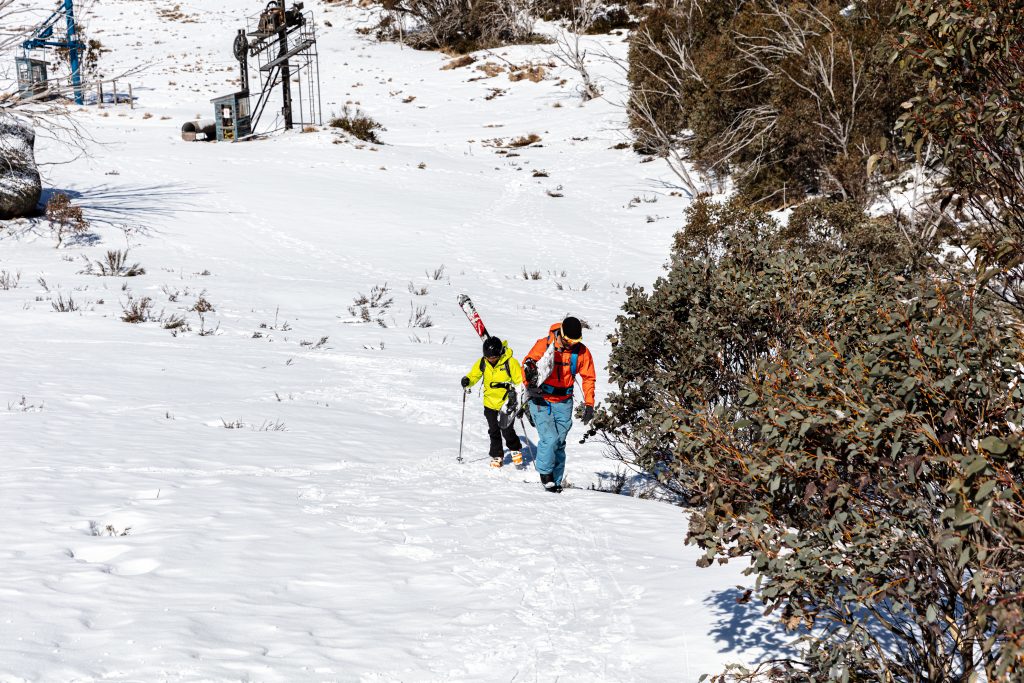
top-left (0, 1), bottom-right (787, 680)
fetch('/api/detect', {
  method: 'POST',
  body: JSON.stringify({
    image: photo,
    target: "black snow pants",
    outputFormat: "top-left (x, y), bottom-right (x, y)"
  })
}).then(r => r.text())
top-left (484, 407), bottom-right (522, 459)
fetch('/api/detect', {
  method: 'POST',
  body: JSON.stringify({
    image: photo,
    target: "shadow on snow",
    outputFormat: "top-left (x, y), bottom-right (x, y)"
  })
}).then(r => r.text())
top-left (705, 586), bottom-right (800, 662)
top-left (40, 182), bottom-right (216, 228)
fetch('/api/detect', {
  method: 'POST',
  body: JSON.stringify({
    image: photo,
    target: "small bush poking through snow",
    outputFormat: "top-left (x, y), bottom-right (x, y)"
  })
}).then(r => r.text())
top-left (191, 296), bottom-right (215, 315)
top-left (0, 270), bottom-right (20, 290)
top-left (8, 396), bottom-right (44, 412)
top-left (349, 283), bottom-right (394, 327)
top-left (330, 106), bottom-right (385, 144)
top-left (300, 336), bottom-right (330, 349)
top-left (87, 522), bottom-right (131, 537)
top-left (191, 296), bottom-right (216, 336)
top-left (51, 293), bottom-right (79, 312)
top-left (588, 469), bottom-right (628, 494)
top-left (162, 314), bottom-right (188, 333)
top-left (46, 193), bottom-right (89, 248)
top-left (221, 418), bottom-right (287, 432)
top-left (407, 303), bottom-right (433, 328)
top-left (409, 332), bottom-right (450, 344)
top-left (82, 250), bottom-right (145, 277)
top-left (121, 295), bottom-right (154, 323)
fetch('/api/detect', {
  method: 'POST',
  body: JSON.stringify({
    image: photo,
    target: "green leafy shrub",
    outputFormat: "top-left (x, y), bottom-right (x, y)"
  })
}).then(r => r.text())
top-left (594, 198), bottom-right (1024, 680)
top-left (595, 198), bottom-right (923, 473)
top-left (892, 0), bottom-right (1024, 315)
top-left (699, 278), bottom-right (1024, 681)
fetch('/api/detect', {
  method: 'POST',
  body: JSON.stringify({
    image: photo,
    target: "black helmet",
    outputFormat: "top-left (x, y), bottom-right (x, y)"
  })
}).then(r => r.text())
top-left (483, 337), bottom-right (503, 358)
top-left (561, 316), bottom-right (583, 342)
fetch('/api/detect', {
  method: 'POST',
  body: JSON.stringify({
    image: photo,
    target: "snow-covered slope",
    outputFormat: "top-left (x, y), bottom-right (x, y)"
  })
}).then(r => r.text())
top-left (0, 1), bottom-right (786, 680)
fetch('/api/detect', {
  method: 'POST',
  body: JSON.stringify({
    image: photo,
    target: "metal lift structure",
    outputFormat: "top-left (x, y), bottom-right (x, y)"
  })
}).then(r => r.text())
top-left (16, 0), bottom-right (85, 105)
top-left (231, 1), bottom-right (322, 135)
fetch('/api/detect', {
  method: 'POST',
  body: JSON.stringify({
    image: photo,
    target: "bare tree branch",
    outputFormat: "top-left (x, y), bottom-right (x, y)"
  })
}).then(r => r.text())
top-left (547, 8), bottom-right (602, 104)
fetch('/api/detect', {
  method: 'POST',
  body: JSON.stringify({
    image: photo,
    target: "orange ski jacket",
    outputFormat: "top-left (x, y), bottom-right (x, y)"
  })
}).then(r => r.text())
top-left (523, 322), bottom-right (596, 406)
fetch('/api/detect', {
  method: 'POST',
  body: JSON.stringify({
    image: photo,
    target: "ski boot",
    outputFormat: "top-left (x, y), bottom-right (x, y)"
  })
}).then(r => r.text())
top-left (539, 472), bottom-right (559, 492)
top-left (490, 457), bottom-right (503, 468)
top-left (511, 451), bottom-right (523, 467)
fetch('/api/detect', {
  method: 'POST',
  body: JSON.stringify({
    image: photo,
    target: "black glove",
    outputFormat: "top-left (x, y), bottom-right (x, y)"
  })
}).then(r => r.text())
top-left (461, 376), bottom-right (470, 388)
top-left (523, 359), bottom-right (538, 386)
top-left (581, 405), bottom-right (595, 424)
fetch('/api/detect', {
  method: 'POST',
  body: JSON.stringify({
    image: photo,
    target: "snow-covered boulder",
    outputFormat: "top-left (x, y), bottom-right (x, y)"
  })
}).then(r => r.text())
top-left (0, 118), bottom-right (42, 219)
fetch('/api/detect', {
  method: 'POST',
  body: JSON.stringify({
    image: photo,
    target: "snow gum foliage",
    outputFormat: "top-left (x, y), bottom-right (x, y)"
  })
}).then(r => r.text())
top-left (535, 0), bottom-right (638, 33)
top-left (627, 0), bottom-right (910, 206)
top-left (594, 199), bottom-right (928, 476)
top-left (373, 0), bottom-right (539, 52)
top-left (593, 199), bottom-right (1024, 680)
top-left (373, 0), bottom-right (636, 50)
top-left (891, 0), bottom-right (1024, 316)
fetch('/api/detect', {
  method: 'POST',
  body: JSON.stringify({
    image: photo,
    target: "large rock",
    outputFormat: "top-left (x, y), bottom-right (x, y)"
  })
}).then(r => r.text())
top-left (0, 118), bottom-right (43, 220)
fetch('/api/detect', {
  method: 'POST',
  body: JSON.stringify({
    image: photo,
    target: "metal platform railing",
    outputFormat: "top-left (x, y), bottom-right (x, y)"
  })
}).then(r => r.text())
top-left (245, 5), bottom-right (321, 132)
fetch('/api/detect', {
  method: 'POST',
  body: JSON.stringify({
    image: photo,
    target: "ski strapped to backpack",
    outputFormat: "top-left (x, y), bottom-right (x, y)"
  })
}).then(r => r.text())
top-left (517, 335), bottom-right (582, 424)
top-left (540, 352), bottom-right (578, 396)
top-left (531, 329), bottom-right (579, 397)
top-left (458, 294), bottom-right (490, 340)
top-left (458, 293), bottom-right (520, 432)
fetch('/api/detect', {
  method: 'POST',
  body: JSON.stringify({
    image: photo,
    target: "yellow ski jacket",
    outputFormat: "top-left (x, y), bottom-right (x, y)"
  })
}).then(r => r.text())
top-left (464, 341), bottom-right (524, 411)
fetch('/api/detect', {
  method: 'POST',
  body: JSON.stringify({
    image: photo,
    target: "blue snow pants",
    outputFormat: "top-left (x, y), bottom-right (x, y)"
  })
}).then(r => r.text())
top-left (529, 399), bottom-right (573, 485)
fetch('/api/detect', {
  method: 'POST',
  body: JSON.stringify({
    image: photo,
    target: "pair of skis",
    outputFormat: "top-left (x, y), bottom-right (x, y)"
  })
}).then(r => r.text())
top-left (457, 294), bottom-right (530, 466)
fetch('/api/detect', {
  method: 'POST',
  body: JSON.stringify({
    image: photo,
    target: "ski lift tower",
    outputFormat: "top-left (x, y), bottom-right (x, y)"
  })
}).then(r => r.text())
top-left (17, 0), bottom-right (85, 105)
top-left (215, 0), bottom-right (321, 140)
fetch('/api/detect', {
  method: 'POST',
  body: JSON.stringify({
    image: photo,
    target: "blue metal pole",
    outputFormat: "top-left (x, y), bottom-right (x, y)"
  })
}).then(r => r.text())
top-left (64, 0), bottom-right (83, 105)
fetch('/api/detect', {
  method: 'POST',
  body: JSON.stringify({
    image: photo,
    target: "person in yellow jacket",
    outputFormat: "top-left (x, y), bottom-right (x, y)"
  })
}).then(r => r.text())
top-left (462, 336), bottom-right (524, 468)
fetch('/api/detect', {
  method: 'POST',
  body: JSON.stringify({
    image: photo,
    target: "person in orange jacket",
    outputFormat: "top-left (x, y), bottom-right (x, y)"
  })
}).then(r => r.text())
top-left (522, 316), bottom-right (597, 493)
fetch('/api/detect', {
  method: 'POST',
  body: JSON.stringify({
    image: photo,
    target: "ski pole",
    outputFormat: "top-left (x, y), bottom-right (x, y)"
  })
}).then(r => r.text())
top-left (519, 412), bottom-right (534, 464)
top-left (457, 388), bottom-right (468, 464)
